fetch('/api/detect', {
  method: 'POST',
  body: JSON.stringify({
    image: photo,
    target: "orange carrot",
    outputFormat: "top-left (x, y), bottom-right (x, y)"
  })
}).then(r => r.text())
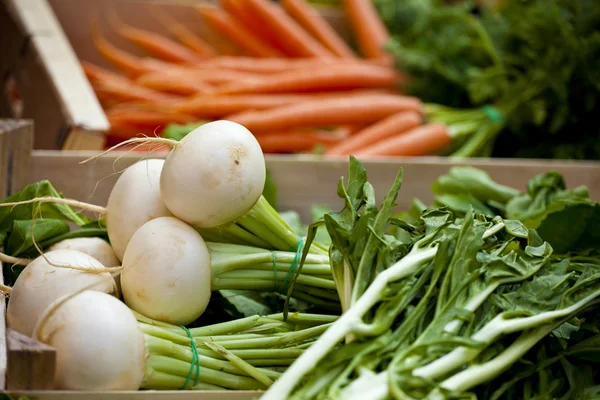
top-left (147, 5), bottom-right (217, 57)
top-left (92, 79), bottom-right (178, 102)
top-left (228, 94), bottom-right (423, 132)
top-left (109, 12), bottom-right (205, 63)
top-left (281, 0), bottom-right (355, 58)
top-left (81, 61), bottom-right (131, 84)
top-left (146, 68), bottom-right (263, 85)
top-left (325, 111), bottom-right (422, 155)
top-left (255, 129), bottom-right (345, 153)
top-left (353, 123), bottom-right (452, 157)
top-left (108, 111), bottom-right (197, 126)
top-left (197, 7), bottom-right (285, 57)
top-left (193, 56), bottom-right (380, 74)
top-left (219, 0), bottom-right (289, 55)
top-left (91, 22), bottom-right (148, 77)
top-left (343, 0), bottom-right (392, 62)
top-left (245, 0), bottom-right (334, 58)
top-left (213, 64), bottom-right (401, 95)
top-left (175, 89), bottom-right (398, 117)
top-left (176, 94), bottom-right (311, 117)
top-left (135, 72), bottom-right (213, 95)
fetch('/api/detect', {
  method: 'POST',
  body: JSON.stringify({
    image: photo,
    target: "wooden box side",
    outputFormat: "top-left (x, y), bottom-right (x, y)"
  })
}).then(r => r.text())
top-left (0, 0), bottom-right (109, 151)
top-left (0, 119), bottom-right (34, 198)
top-left (29, 152), bottom-right (600, 221)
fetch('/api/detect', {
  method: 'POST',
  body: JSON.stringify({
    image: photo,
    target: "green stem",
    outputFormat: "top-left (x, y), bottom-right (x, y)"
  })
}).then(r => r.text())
top-left (199, 224), bottom-right (271, 248)
top-left (246, 196), bottom-right (302, 250)
top-left (199, 323), bottom-right (332, 350)
top-left (238, 216), bottom-right (291, 251)
top-left (145, 334), bottom-right (282, 379)
top-left (145, 355), bottom-right (265, 390)
top-left (213, 271), bottom-right (336, 290)
top-left (204, 341), bottom-right (274, 388)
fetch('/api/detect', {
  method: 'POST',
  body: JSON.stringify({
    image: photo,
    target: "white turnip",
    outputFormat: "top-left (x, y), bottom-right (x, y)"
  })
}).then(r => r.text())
top-left (120, 216), bottom-right (212, 325)
top-left (34, 290), bottom-right (146, 390)
top-left (106, 158), bottom-right (173, 260)
top-left (159, 120), bottom-right (266, 228)
top-left (48, 237), bottom-right (119, 268)
top-left (7, 249), bottom-right (117, 336)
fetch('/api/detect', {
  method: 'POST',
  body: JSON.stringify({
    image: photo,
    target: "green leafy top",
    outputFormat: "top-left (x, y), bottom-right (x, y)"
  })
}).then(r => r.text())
top-left (375, 0), bottom-right (600, 159)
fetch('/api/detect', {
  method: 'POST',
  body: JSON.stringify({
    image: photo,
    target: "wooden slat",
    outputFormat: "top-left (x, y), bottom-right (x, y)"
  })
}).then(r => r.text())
top-left (1, 0), bottom-right (108, 150)
top-left (6, 329), bottom-right (56, 390)
top-left (29, 152), bottom-right (600, 221)
top-left (0, 119), bottom-right (34, 198)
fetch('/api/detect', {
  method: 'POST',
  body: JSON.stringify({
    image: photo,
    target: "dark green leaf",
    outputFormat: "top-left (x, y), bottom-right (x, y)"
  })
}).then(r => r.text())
top-left (431, 166), bottom-right (520, 205)
top-left (217, 290), bottom-right (273, 318)
top-left (6, 219), bottom-right (69, 257)
top-left (0, 181), bottom-right (91, 243)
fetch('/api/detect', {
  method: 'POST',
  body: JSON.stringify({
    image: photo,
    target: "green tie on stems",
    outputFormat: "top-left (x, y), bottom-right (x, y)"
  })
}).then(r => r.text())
top-left (208, 242), bottom-right (339, 310)
top-left (135, 311), bottom-right (338, 391)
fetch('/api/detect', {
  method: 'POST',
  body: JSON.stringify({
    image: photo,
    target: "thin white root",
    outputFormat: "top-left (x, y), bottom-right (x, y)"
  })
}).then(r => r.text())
top-left (0, 284), bottom-right (13, 296)
top-left (79, 137), bottom-right (179, 165)
top-left (0, 252), bottom-right (31, 266)
top-left (0, 197), bottom-right (106, 215)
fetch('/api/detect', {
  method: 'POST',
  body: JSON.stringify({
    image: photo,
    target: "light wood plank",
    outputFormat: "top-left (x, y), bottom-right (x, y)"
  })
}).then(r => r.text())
top-left (0, 119), bottom-right (33, 198)
top-left (29, 151), bottom-right (600, 221)
top-left (2, 0), bottom-right (108, 150)
top-left (6, 329), bottom-right (56, 390)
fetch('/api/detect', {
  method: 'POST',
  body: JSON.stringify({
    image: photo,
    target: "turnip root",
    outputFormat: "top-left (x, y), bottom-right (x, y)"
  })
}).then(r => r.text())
top-left (159, 120), bottom-right (266, 228)
top-left (34, 291), bottom-right (146, 390)
top-left (121, 216), bottom-right (212, 325)
top-left (7, 249), bottom-right (118, 336)
top-left (106, 158), bottom-right (172, 260)
top-left (79, 120), bottom-right (316, 254)
top-left (48, 237), bottom-right (119, 268)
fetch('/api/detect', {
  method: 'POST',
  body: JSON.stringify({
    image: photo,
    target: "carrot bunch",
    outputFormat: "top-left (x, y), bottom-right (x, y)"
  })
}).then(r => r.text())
top-left (83, 0), bottom-right (454, 157)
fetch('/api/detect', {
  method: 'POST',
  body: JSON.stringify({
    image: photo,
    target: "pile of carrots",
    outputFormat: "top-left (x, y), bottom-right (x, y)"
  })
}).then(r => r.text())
top-left (84, 0), bottom-right (453, 157)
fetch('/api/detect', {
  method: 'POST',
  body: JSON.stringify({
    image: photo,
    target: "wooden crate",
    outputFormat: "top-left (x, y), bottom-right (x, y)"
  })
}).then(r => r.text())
top-left (2, 148), bottom-right (600, 398)
top-left (0, 0), bottom-right (109, 151)
top-left (0, 0), bottom-right (349, 151)
top-left (29, 151), bottom-right (600, 221)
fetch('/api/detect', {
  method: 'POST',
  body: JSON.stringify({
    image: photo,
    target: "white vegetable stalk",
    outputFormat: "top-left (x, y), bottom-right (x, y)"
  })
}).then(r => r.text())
top-left (261, 224), bottom-right (503, 400)
top-left (413, 292), bottom-right (600, 380)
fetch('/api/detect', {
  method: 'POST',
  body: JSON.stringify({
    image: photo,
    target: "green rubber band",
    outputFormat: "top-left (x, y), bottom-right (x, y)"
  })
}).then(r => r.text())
top-left (278, 239), bottom-right (304, 293)
top-left (482, 105), bottom-right (504, 123)
top-left (180, 326), bottom-right (200, 390)
top-left (269, 250), bottom-right (278, 290)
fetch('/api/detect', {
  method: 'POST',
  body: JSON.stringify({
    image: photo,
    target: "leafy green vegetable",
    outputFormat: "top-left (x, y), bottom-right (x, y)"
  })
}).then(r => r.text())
top-left (0, 180), bottom-right (92, 242)
top-left (262, 158), bottom-right (600, 400)
top-left (375, 0), bottom-right (600, 159)
top-left (5, 219), bottom-right (69, 257)
top-left (427, 166), bottom-right (600, 255)
top-left (0, 181), bottom-right (110, 285)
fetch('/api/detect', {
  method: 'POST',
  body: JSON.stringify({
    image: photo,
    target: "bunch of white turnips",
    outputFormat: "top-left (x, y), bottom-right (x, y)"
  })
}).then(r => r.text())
top-left (5, 121), bottom-right (267, 390)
